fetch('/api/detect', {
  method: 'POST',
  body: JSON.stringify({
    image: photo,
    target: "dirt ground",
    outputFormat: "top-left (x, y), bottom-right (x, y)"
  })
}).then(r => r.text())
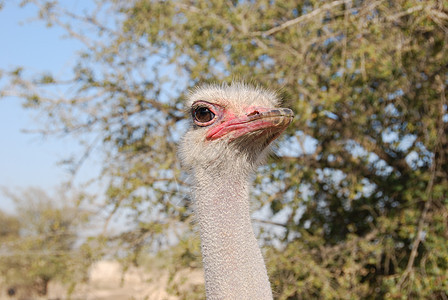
top-left (1, 261), bottom-right (204, 300)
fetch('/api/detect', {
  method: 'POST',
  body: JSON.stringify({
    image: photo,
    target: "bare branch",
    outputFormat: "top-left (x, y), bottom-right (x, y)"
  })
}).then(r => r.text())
top-left (253, 0), bottom-right (352, 37)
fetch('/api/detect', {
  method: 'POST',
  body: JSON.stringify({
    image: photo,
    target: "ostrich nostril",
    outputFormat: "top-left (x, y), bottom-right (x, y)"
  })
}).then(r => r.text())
top-left (247, 110), bottom-right (260, 117)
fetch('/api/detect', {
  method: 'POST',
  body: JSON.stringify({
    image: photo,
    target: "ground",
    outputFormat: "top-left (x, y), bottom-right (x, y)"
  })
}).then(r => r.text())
top-left (0, 261), bottom-right (205, 300)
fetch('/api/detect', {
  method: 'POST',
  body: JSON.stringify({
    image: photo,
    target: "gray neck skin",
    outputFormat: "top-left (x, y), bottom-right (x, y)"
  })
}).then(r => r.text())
top-left (193, 166), bottom-right (272, 300)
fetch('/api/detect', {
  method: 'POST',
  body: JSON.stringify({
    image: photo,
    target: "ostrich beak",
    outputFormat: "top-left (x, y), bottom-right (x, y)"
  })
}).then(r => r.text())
top-left (206, 107), bottom-right (294, 142)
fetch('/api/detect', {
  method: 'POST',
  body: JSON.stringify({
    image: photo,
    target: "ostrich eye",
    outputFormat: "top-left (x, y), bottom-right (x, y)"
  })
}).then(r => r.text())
top-left (193, 106), bottom-right (215, 124)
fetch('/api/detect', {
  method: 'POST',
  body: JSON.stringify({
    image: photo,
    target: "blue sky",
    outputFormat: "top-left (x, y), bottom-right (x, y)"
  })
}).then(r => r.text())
top-left (0, 2), bottom-right (92, 213)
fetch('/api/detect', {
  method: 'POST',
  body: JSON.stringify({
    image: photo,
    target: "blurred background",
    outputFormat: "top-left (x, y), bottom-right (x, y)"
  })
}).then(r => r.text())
top-left (0, 1), bottom-right (447, 299)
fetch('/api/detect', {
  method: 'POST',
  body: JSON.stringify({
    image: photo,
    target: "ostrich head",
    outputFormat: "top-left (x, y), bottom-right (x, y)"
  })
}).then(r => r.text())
top-left (180, 82), bottom-right (293, 173)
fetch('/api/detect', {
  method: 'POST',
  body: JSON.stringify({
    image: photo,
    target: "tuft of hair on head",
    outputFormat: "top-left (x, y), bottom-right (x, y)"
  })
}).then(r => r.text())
top-left (186, 81), bottom-right (281, 112)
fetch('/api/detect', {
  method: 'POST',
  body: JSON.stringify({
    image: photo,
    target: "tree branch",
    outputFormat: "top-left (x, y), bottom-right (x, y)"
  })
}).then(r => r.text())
top-left (253, 0), bottom-right (352, 37)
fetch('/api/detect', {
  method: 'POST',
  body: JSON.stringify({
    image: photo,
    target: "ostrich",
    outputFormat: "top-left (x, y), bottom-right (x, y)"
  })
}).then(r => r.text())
top-left (179, 82), bottom-right (293, 299)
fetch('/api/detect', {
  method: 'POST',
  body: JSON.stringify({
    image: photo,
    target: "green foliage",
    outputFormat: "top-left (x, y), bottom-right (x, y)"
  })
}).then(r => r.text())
top-left (2, 0), bottom-right (448, 298)
top-left (0, 210), bottom-right (20, 240)
top-left (0, 188), bottom-right (91, 296)
top-left (150, 236), bottom-right (204, 300)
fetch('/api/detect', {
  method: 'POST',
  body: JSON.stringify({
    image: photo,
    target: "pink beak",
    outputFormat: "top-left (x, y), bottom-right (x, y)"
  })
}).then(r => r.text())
top-left (206, 107), bottom-right (294, 142)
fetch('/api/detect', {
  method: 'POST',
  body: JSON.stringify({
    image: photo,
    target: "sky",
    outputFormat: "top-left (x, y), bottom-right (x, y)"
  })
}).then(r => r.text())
top-left (0, 2), bottom-right (95, 213)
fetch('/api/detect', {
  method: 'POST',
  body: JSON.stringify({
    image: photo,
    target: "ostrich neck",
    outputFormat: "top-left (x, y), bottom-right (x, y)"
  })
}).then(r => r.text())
top-left (193, 166), bottom-right (272, 300)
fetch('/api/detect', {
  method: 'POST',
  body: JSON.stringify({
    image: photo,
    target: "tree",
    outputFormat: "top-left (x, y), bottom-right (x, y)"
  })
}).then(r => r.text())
top-left (0, 188), bottom-right (91, 297)
top-left (1, 0), bottom-right (447, 298)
